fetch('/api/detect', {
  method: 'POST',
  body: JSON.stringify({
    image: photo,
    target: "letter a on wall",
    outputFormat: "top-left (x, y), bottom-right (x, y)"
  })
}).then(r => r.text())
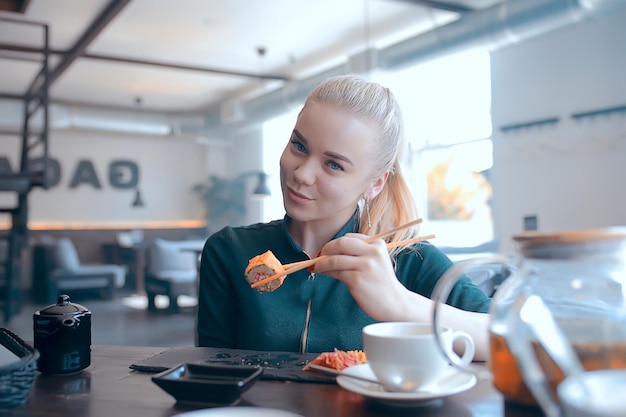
top-left (70, 159), bottom-right (102, 189)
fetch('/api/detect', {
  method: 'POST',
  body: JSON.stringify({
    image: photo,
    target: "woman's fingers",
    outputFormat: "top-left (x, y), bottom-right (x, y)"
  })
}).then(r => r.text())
top-left (313, 235), bottom-right (390, 281)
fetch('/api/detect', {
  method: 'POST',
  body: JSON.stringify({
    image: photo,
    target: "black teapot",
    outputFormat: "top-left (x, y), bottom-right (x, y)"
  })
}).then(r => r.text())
top-left (33, 294), bottom-right (92, 374)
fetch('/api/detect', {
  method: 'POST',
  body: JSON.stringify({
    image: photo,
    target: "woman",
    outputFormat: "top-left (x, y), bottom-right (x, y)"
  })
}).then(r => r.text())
top-left (197, 74), bottom-right (491, 360)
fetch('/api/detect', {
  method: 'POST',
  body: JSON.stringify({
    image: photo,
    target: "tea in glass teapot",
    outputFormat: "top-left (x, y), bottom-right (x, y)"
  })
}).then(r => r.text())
top-left (431, 227), bottom-right (626, 410)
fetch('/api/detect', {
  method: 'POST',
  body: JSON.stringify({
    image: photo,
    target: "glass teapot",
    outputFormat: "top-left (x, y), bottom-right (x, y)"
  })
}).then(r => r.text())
top-left (431, 227), bottom-right (626, 410)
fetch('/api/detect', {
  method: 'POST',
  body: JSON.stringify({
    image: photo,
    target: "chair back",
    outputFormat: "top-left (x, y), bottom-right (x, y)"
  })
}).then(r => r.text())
top-left (54, 238), bottom-right (81, 271)
top-left (148, 239), bottom-right (197, 275)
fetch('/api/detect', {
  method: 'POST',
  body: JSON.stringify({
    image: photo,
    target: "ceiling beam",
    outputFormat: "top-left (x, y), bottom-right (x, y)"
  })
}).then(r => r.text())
top-left (44, 0), bottom-right (131, 88)
top-left (0, 43), bottom-right (289, 81)
top-left (0, 92), bottom-right (25, 100)
top-left (390, 0), bottom-right (474, 13)
top-left (0, 43), bottom-right (44, 53)
top-left (83, 52), bottom-right (290, 81)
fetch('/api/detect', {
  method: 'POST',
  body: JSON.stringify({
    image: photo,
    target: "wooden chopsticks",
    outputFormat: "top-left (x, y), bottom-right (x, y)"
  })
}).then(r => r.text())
top-left (250, 219), bottom-right (432, 289)
top-left (386, 233), bottom-right (435, 249)
top-left (279, 218), bottom-right (424, 273)
top-left (369, 218), bottom-right (422, 240)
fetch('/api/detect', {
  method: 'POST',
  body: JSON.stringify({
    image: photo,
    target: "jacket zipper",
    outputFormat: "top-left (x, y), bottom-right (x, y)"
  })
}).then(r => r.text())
top-left (300, 271), bottom-right (315, 353)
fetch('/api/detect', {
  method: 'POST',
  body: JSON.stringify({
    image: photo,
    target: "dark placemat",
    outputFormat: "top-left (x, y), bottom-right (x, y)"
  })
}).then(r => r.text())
top-left (130, 346), bottom-right (334, 384)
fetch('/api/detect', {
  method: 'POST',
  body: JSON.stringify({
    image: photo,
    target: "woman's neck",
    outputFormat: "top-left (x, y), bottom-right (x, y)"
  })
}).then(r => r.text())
top-left (288, 214), bottom-right (354, 257)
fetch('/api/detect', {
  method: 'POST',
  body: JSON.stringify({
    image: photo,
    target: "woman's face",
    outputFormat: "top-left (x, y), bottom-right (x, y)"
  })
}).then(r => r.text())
top-left (279, 101), bottom-right (381, 225)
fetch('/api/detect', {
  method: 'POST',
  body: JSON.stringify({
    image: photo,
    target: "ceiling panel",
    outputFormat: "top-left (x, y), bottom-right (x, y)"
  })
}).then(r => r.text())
top-left (1, 0), bottom-right (468, 112)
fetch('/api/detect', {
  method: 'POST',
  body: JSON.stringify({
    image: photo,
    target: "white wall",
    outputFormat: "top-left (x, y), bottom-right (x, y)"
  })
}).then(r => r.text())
top-left (0, 130), bottom-right (211, 228)
top-left (491, 7), bottom-right (626, 254)
top-left (226, 128), bottom-right (265, 226)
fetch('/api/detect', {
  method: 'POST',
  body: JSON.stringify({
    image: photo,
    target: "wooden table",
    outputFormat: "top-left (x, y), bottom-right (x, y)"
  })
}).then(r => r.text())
top-left (3, 345), bottom-right (545, 417)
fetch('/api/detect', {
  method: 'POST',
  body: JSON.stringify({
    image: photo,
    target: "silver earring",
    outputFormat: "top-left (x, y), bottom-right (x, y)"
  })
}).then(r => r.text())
top-left (364, 196), bottom-right (372, 229)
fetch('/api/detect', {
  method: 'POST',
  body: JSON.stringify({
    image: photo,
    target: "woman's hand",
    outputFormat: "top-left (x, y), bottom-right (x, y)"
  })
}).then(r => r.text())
top-left (312, 233), bottom-right (416, 321)
top-left (312, 233), bottom-right (490, 361)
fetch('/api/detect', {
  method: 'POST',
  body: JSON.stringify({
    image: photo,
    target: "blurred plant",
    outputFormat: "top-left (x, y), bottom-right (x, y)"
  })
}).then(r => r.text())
top-left (192, 175), bottom-right (246, 234)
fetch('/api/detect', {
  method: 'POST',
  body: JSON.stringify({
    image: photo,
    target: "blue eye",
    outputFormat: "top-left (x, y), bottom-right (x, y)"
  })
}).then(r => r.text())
top-left (290, 138), bottom-right (306, 153)
top-left (328, 161), bottom-right (344, 171)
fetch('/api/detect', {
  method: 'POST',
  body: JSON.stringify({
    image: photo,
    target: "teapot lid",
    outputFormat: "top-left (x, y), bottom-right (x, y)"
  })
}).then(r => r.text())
top-left (36, 294), bottom-right (90, 316)
top-left (513, 226), bottom-right (626, 245)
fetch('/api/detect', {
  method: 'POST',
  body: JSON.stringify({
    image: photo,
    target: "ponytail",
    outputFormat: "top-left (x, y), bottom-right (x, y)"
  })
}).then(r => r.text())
top-left (360, 161), bottom-right (420, 257)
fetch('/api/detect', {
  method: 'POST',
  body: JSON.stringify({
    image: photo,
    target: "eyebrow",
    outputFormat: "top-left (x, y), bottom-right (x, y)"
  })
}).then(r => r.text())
top-left (293, 129), bottom-right (355, 167)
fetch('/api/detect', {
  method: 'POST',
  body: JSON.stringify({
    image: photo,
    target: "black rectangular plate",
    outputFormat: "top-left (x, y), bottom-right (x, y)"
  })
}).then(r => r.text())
top-left (151, 362), bottom-right (263, 405)
top-left (132, 346), bottom-right (334, 383)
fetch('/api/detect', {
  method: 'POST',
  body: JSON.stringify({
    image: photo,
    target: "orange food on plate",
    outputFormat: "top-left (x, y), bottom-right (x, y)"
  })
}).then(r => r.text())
top-left (303, 348), bottom-right (367, 371)
top-left (245, 250), bottom-right (286, 293)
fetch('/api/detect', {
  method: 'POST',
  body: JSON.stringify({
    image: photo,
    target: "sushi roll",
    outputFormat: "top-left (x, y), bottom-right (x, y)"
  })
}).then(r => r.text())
top-left (245, 250), bottom-right (286, 293)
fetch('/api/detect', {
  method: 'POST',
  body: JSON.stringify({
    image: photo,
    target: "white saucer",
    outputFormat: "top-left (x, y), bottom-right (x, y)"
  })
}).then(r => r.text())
top-left (337, 363), bottom-right (477, 408)
top-left (174, 407), bottom-right (304, 417)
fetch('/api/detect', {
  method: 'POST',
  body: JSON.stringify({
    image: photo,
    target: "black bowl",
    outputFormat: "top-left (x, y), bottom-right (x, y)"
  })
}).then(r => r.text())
top-left (151, 362), bottom-right (263, 405)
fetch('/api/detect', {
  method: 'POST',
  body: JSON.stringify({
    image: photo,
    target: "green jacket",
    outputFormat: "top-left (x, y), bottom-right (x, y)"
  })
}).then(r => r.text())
top-left (197, 214), bottom-right (491, 353)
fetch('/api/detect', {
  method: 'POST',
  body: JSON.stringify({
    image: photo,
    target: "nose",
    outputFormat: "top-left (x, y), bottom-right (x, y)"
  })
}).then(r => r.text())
top-left (293, 159), bottom-right (316, 186)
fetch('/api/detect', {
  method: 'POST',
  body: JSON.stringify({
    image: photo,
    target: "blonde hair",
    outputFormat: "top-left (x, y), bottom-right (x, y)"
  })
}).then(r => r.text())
top-left (305, 74), bottom-right (420, 256)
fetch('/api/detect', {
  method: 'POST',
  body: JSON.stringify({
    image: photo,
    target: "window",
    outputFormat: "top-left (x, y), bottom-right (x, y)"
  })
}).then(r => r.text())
top-left (374, 49), bottom-right (493, 248)
top-left (413, 139), bottom-right (494, 247)
top-left (261, 107), bottom-right (300, 222)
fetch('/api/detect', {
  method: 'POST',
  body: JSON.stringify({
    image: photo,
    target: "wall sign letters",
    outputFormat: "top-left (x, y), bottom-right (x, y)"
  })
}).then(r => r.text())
top-left (0, 156), bottom-right (140, 190)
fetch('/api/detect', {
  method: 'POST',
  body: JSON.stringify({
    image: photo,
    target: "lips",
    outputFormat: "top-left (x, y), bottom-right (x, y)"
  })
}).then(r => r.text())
top-left (287, 187), bottom-right (312, 204)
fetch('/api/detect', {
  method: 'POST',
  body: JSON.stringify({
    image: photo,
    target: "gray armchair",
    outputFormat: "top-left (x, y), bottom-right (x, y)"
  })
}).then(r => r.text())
top-left (145, 238), bottom-right (201, 313)
top-left (50, 237), bottom-right (127, 300)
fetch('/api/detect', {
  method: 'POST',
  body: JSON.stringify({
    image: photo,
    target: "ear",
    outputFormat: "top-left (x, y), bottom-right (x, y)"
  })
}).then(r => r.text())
top-left (365, 171), bottom-right (390, 200)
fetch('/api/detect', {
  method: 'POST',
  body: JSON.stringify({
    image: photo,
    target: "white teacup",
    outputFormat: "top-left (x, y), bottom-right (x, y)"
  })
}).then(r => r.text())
top-left (558, 369), bottom-right (626, 417)
top-left (362, 322), bottom-right (475, 392)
